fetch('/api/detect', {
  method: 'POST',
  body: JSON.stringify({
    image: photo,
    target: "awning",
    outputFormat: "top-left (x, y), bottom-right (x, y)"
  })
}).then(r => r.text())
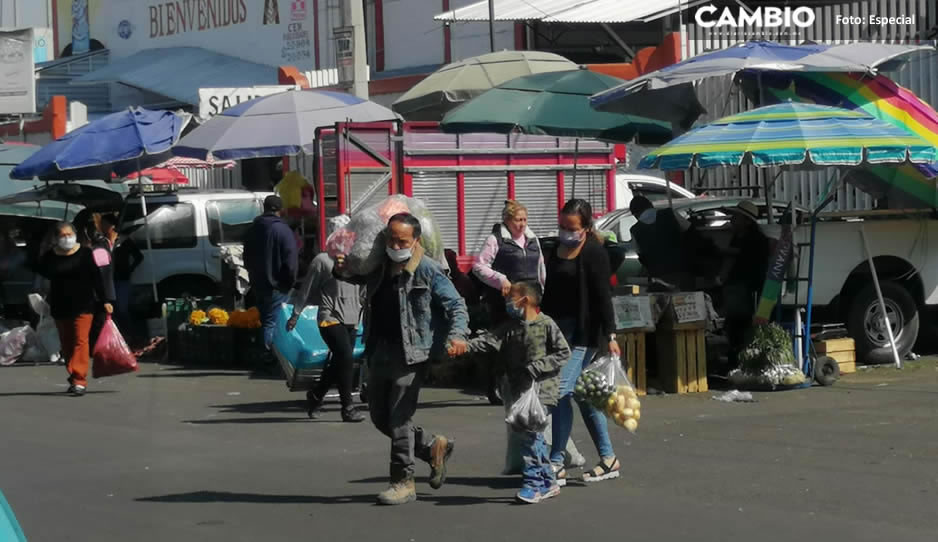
top-left (70, 47), bottom-right (279, 106)
top-left (434, 0), bottom-right (707, 23)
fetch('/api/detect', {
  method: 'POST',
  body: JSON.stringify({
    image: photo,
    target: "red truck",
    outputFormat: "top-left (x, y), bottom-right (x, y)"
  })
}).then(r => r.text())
top-left (312, 121), bottom-right (621, 270)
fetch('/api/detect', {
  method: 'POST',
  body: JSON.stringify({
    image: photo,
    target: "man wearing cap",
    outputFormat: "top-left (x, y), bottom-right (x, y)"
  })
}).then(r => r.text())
top-left (718, 200), bottom-right (770, 365)
top-left (244, 195), bottom-right (299, 359)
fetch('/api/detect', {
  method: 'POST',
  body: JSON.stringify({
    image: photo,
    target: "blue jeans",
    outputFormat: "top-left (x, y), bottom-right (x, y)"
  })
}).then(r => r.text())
top-left (519, 429), bottom-right (554, 491)
top-left (550, 318), bottom-right (615, 466)
top-left (258, 289), bottom-right (289, 350)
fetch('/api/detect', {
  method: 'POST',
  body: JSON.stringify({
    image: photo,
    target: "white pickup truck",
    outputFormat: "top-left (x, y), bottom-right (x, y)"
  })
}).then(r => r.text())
top-left (598, 198), bottom-right (934, 364)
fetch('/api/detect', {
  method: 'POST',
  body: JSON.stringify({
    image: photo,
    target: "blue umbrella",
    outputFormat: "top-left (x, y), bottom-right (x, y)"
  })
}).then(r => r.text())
top-left (173, 89), bottom-right (397, 160)
top-left (10, 107), bottom-right (185, 181)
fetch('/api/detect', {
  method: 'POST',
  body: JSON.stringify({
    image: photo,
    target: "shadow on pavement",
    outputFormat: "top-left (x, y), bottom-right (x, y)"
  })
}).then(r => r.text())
top-left (138, 371), bottom-right (251, 378)
top-left (349, 476), bottom-right (517, 490)
top-left (0, 391), bottom-right (118, 397)
top-left (182, 417), bottom-right (313, 425)
top-left (136, 491), bottom-right (375, 505)
top-left (209, 400), bottom-right (308, 414)
top-left (417, 400), bottom-right (496, 410)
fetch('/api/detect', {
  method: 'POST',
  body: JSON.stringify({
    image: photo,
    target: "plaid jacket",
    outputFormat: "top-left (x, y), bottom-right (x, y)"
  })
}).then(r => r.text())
top-left (468, 313), bottom-right (570, 407)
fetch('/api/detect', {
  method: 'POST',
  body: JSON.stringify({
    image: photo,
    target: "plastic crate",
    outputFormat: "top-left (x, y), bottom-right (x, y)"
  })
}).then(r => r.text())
top-left (234, 328), bottom-right (266, 366)
top-left (176, 324), bottom-right (236, 366)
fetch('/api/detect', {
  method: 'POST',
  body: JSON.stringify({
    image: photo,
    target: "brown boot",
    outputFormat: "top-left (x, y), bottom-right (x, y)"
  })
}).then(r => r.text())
top-left (428, 436), bottom-right (455, 490)
top-left (376, 478), bottom-right (416, 506)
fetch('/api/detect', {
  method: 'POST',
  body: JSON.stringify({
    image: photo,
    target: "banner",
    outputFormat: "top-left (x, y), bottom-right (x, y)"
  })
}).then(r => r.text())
top-left (198, 86), bottom-right (294, 120)
top-left (0, 29), bottom-right (36, 115)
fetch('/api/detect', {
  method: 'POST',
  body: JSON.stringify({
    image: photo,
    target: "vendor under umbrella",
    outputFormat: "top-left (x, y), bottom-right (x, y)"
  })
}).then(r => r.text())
top-left (718, 201), bottom-right (771, 365)
top-left (628, 196), bottom-right (694, 291)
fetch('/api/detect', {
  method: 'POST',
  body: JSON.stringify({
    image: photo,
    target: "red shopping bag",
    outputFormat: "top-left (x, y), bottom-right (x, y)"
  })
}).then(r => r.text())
top-left (92, 316), bottom-right (138, 378)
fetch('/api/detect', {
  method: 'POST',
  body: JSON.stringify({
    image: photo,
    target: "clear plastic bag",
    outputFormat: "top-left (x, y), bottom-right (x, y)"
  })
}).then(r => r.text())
top-left (27, 293), bottom-right (60, 362)
top-left (505, 381), bottom-right (549, 433)
top-left (330, 195), bottom-right (446, 277)
top-left (0, 326), bottom-right (30, 366)
top-left (92, 316), bottom-right (138, 378)
top-left (576, 355), bottom-right (642, 433)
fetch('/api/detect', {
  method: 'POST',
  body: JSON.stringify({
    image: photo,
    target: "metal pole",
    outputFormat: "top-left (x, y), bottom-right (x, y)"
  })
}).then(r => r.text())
top-left (488, 0), bottom-right (495, 52)
top-left (571, 138), bottom-right (579, 198)
top-left (859, 225), bottom-right (902, 369)
top-left (137, 159), bottom-right (159, 304)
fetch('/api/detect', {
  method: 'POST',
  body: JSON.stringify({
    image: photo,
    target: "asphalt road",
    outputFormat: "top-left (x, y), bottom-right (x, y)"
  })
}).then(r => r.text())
top-left (1, 359), bottom-right (937, 542)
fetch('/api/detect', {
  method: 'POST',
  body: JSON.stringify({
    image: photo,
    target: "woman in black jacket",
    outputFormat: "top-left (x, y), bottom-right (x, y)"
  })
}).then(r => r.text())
top-left (542, 199), bottom-right (621, 487)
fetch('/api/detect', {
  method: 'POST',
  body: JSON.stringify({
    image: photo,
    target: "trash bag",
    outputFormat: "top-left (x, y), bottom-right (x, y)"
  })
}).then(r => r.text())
top-left (0, 326), bottom-right (31, 365)
top-left (327, 195), bottom-right (446, 277)
top-left (27, 293), bottom-right (60, 362)
top-left (576, 355), bottom-right (642, 433)
top-left (506, 381), bottom-right (549, 433)
top-left (92, 316), bottom-right (138, 378)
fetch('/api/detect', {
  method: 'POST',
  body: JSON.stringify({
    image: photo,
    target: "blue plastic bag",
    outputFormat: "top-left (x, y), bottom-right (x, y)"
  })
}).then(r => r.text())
top-left (272, 304), bottom-right (365, 372)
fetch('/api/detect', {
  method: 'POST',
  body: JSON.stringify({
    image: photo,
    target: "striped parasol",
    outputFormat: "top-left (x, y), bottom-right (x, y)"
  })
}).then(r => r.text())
top-left (639, 102), bottom-right (937, 181)
top-left (738, 71), bottom-right (938, 207)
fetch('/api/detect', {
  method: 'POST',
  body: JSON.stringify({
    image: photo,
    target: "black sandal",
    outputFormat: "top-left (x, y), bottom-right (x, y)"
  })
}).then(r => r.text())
top-left (582, 457), bottom-right (620, 483)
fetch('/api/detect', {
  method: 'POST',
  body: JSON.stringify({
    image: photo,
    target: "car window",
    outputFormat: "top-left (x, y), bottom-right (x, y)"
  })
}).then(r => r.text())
top-left (629, 182), bottom-right (691, 202)
top-left (121, 201), bottom-right (197, 250)
top-left (206, 199), bottom-right (262, 246)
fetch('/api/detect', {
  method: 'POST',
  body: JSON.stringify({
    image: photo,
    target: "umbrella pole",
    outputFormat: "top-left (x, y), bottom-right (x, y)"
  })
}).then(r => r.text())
top-left (860, 225), bottom-right (902, 369)
top-left (571, 138), bottom-right (579, 199)
top-left (137, 158), bottom-right (159, 305)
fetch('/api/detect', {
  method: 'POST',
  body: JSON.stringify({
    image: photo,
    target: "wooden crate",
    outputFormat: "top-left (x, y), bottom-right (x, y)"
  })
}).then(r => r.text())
top-left (655, 324), bottom-right (709, 394)
top-left (818, 338), bottom-right (856, 374)
top-left (616, 331), bottom-right (647, 396)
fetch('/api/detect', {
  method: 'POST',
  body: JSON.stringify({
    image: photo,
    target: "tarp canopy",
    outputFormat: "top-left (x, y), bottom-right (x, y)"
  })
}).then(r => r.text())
top-left (435, 0), bottom-right (708, 23)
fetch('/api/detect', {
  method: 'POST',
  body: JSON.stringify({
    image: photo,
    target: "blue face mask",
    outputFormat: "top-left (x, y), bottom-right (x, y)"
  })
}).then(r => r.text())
top-left (505, 299), bottom-right (525, 320)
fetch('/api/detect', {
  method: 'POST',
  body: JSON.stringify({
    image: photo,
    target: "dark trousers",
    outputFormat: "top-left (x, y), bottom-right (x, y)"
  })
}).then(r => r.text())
top-left (88, 310), bottom-right (107, 357)
top-left (368, 348), bottom-right (434, 481)
top-left (257, 289), bottom-right (289, 351)
top-left (315, 324), bottom-right (357, 409)
top-left (724, 282), bottom-right (757, 365)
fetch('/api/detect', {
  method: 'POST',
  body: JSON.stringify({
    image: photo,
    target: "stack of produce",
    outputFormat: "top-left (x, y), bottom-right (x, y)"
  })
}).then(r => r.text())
top-left (188, 310), bottom-right (208, 326)
top-left (228, 308), bottom-right (262, 329)
top-left (208, 308), bottom-right (229, 325)
top-left (325, 195), bottom-right (445, 276)
top-left (574, 358), bottom-right (641, 433)
top-left (729, 323), bottom-right (805, 390)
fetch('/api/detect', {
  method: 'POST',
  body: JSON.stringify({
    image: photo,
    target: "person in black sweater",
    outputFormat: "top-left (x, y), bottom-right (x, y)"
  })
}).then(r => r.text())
top-left (541, 199), bottom-right (621, 487)
top-left (38, 222), bottom-right (114, 396)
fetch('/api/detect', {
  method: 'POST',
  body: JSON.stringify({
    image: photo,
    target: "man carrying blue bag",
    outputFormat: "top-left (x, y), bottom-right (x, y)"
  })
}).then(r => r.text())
top-left (335, 212), bottom-right (470, 506)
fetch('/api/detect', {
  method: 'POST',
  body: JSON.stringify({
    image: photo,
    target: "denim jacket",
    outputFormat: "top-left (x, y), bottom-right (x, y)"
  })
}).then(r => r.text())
top-left (344, 242), bottom-right (469, 365)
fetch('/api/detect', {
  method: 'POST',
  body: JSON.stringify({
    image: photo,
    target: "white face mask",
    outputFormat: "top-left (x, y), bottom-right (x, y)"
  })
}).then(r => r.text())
top-left (386, 246), bottom-right (412, 263)
top-left (57, 235), bottom-right (77, 251)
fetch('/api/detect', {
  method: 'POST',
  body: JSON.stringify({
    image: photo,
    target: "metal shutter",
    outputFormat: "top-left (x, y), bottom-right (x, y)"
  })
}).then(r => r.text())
top-left (411, 172), bottom-right (459, 253)
top-left (514, 171), bottom-right (559, 237)
top-left (464, 172), bottom-right (508, 254)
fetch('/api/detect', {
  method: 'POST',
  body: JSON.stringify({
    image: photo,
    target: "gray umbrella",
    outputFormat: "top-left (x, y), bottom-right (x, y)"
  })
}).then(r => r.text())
top-left (392, 50), bottom-right (576, 121)
top-left (173, 89), bottom-right (398, 161)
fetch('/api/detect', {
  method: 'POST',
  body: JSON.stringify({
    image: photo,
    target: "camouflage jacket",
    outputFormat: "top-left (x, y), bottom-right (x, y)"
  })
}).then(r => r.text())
top-left (468, 313), bottom-right (570, 407)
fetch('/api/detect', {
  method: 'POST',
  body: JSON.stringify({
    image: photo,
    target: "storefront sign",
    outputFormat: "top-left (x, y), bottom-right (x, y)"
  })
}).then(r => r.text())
top-left (334, 26), bottom-right (354, 86)
top-left (148, 0), bottom-right (249, 38)
top-left (0, 29), bottom-right (36, 115)
top-left (198, 86), bottom-right (294, 119)
top-left (282, 21), bottom-right (311, 63)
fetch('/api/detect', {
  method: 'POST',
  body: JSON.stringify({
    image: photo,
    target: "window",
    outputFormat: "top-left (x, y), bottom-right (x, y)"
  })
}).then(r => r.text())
top-left (121, 201), bottom-right (197, 249)
top-left (206, 199), bottom-right (262, 246)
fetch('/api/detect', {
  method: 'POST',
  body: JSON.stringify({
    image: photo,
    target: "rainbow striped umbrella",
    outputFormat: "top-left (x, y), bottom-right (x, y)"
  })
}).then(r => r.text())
top-left (738, 71), bottom-right (938, 207)
top-left (639, 103), bottom-right (938, 205)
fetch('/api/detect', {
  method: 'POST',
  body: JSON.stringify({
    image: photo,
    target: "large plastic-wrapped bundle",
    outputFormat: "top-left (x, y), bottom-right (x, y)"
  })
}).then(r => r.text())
top-left (325, 195), bottom-right (445, 277)
top-left (728, 323), bottom-right (806, 390)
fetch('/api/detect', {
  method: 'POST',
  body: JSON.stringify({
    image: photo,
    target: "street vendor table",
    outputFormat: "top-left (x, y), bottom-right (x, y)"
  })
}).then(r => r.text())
top-left (611, 291), bottom-right (653, 396)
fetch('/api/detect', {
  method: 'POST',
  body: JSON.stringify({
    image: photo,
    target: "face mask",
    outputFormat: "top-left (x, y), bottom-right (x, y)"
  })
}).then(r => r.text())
top-left (57, 235), bottom-right (77, 251)
top-left (386, 246), bottom-right (412, 263)
top-left (557, 229), bottom-right (584, 247)
top-left (638, 208), bottom-right (657, 225)
top-left (505, 299), bottom-right (525, 320)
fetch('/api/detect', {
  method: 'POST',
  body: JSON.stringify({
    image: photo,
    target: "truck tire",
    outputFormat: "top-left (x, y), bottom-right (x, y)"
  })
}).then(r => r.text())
top-left (847, 281), bottom-right (919, 365)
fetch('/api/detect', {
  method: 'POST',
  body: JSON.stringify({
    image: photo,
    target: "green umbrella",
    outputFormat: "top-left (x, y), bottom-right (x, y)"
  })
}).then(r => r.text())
top-left (392, 50), bottom-right (577, 122)
top-left (440, 68), bottom-right (672, 142)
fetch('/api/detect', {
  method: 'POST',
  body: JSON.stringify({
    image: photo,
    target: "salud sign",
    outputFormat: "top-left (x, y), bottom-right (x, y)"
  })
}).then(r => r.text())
top-left (198, 86), bottom-right (295, 120)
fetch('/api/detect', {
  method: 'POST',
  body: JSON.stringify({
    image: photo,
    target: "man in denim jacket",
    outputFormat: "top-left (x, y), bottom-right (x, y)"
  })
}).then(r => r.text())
top-left (336, 213), bottom-right (469, 505)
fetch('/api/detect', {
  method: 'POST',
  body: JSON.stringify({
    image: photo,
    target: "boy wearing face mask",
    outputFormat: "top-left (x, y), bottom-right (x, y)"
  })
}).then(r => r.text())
top-left (334, 212), bottom-right (469, 506)
top-left (453, 281), bottom-right (570, 504)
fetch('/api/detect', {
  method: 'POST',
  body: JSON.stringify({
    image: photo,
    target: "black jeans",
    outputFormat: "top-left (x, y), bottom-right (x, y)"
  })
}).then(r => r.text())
top-left (315, 324), bottom-right (357, 409)
top-left (368, 346), bottom-right (434, 481)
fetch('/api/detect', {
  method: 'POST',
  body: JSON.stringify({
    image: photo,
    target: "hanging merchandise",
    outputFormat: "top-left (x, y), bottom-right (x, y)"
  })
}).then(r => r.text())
top-left (325, 195), bottom-right (446, 276)
top-left (275, 171), bottom-right (308, 210)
